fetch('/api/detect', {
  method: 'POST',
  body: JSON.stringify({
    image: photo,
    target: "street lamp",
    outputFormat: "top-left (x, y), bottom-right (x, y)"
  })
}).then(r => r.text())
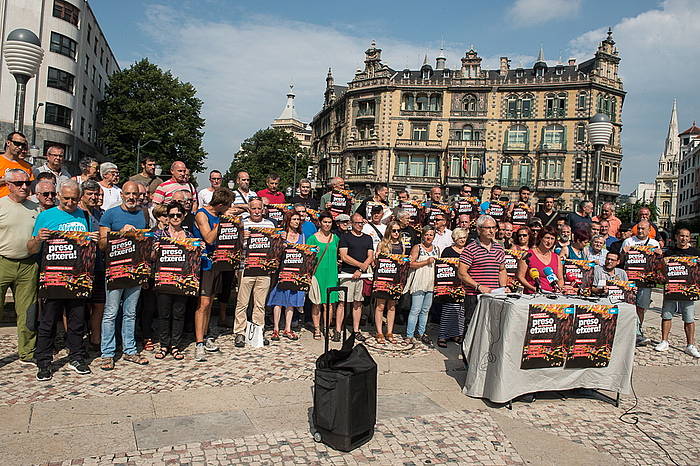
top-left (136, 138), bottom-right (161, 173)
top-left (2, 29), bottom-right (44, 132)
top-left (31, 101), bottom-right (44, 146)
top-left (588, 113), bottom-right (614, 212)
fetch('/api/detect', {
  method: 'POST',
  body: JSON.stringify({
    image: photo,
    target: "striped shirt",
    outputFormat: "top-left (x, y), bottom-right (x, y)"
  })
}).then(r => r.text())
top-left (152, 179), bottom-right (196, 205)
top-left (459, 240), bottom-right (505, 295)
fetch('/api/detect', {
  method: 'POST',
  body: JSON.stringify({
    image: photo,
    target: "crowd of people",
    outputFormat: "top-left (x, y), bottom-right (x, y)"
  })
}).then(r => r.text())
top-left (0, 130), bottom-right (698, 383)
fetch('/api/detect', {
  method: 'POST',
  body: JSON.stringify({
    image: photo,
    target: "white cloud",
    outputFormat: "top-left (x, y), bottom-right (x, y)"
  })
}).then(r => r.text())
top-left (568, 0), bottom-right (700, 192)
top-left (508, 0), bottom-right (582, 26)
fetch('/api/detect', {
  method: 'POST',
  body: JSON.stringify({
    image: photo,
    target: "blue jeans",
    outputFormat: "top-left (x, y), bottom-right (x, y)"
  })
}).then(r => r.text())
top-left (406, 291), bottom-right (433, 338)
top-left (101, 285), bottom-right (141, 358)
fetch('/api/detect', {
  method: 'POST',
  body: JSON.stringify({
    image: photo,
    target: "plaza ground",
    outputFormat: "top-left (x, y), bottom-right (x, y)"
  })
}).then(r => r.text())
top-left (0, 292), bottom-right (697, 465)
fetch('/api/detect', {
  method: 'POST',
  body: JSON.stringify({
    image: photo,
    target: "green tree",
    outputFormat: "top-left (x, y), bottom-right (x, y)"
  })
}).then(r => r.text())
top-left (616, 200), bottom-right (659, 224)
top-left (224, 128), bottom-right (311, 193)
top-left (98, 58), bottom-right (207, 178)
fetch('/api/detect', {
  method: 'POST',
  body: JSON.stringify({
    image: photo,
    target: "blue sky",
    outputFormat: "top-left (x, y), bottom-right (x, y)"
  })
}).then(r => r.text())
top-left (91, 0), bottom-right (698, 193)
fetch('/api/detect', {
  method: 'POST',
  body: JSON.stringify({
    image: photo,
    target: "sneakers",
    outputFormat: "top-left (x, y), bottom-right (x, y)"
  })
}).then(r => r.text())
top-left (331, 330), bottom-right (341, 342)
top-left (635, 336), bottom-right (650, 347)
top-left (420, 334), bottom-right (433, 347)
top-left (685, 344), bottom-right (700, 358)
top-left (234, 334), bottom-right (245, 348)
top-left (36, 366), bottom-right (52, 381)
top-left (68, 360), bottom-right (91, 375)
top-left (194, 343), bottom-right (207, 361)
top-left (204, 337), bottom-right (219, 352)
top-left (18, 357), bottom-right (36, 366)
top-left (654, 340), bottom-right (670, 352)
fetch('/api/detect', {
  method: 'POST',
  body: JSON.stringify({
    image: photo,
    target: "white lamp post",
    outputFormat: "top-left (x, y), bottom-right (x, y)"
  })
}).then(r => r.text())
top-left (588, 113), bottom-right (614, 211)
top-left (3, 29), bottom-right (44, 132)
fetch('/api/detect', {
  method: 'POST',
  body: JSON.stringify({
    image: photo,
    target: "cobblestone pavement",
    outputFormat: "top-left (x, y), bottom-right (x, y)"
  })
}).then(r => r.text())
top-left (48, 410), bottom-right (525, 465)
top-left (2, 304), bottom-right (699, 465)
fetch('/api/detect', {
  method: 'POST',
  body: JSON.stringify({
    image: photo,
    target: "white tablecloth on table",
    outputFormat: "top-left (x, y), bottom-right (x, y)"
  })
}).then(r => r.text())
top-left (461, 294), bottom-right (636, 403)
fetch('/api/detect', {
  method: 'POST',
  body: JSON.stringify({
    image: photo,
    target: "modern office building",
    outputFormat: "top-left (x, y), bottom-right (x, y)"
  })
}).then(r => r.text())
top-left (0, 0), bottom-right (118, 169)
top-left (310, 31), bottom-right (625, 208)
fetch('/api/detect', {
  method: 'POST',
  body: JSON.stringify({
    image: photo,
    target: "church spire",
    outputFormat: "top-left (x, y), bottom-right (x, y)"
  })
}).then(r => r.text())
top-left (664, 99), bottom-right (679, 158)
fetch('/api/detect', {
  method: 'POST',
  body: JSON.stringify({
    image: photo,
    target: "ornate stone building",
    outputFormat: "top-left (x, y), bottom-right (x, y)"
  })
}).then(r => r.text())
top-left (653, 100), bottom-right (680, 230)
top-left (310, 31), bottom-right (625, 208)
top-left (677, 121), bottom-right (700, 224)
top-left (271, 84), bottom-right (311, 151)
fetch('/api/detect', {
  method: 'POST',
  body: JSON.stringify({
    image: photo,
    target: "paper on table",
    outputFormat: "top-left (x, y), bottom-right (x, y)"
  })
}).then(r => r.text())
top-left (490, 287), bottom-right (508, 295)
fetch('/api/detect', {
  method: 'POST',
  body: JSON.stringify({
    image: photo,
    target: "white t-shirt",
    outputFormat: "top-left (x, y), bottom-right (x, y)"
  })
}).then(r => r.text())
top-left (362, 222), bottom-right (386, 250)
top-left (621, 235), bottom-right (660, 250)
top-left (198, 188), bottom-right (214, 207)
top-left (433, 228), bottom-right (454, 252)
top-left (100, 184), bottom-right (122, 211)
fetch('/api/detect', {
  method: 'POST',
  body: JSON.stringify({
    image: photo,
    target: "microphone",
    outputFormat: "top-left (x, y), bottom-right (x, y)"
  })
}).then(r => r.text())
top-left (543, 266), bottom-right (559, 290)
top-left (529, 268), bottom-right (541, 293)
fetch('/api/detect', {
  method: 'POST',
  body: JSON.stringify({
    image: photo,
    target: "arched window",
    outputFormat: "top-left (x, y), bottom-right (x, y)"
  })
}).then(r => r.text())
top-left (543, 124), bottom-right (565, 150)
top-left (422, 68), bottom-right (431, 80)
top-left (415, 93), bottom-right (428, 111)
top-left (429, 93), bottom-right (442, 111)
top-left (507, 125), bottom-right (528, 150)
top-left (461, 124), bottom-right (473, 141)
top-left (463, 94), bottom-right (477, 113)
top-left (470, 157), bottom-right (481, 178)
top-left (402, 93), bottom-right (414, 111)
top-left (545, 93), bottom-right (567, 118)
top-left (519, 157), bottom-right (532, 185)
top-left (506, 94), bottom-right (532, 118)
top-left (500, 157), bottom-right (512, 186)
top-left (663, 201), bottom-right (670, 215)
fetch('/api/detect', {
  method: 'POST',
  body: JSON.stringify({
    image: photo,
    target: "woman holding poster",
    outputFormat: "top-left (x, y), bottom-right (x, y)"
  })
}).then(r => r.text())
top-left (307, 212), bottom-right (340, 340)
top-left (267, 211), bottom-right (306, 341)
top-left (405, 226), bottom-right (439, 345)
top-left (153, 202), bottom-right (196, 360)
top-left (436, 228), bottom-right (468, 347)
top-left (372, 221), bottom-right (408, 344)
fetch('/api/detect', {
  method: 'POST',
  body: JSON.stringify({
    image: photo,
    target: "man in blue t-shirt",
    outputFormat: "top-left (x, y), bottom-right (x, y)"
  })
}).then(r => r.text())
top-left (97, 181), bottom-right (150, 370)
top-left (28, 181), bottom-right (98, 381)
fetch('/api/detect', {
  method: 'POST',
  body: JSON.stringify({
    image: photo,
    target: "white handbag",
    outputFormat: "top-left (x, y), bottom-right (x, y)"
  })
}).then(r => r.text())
top-left (245, 321), bottom-right (264, 348)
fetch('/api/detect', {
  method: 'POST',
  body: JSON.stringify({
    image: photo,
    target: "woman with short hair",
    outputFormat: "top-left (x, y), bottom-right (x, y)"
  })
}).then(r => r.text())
top-left (405, 225), bottom-right (439, 345)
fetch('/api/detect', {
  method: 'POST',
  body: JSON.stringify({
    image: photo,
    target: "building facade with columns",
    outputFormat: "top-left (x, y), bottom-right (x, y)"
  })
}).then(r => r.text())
top-left (310, 31), bottom-right (625, 208)
top-left (0, 0), bottom-right (117, 168)
top-left (653, 100), bottom-right (680, 230)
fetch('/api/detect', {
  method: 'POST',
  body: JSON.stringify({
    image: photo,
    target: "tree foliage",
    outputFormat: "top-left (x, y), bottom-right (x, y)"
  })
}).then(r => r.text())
top-left (616, 200), bottom-right (659, 224)
top-left (224, 128), bottom-right (311, 192)
top-left (98, 58), bottom-right (207, 178)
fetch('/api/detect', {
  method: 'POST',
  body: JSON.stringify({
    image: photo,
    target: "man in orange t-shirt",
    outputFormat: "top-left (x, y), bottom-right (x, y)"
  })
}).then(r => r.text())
top-left (0, 132), bottom-right (34, 197)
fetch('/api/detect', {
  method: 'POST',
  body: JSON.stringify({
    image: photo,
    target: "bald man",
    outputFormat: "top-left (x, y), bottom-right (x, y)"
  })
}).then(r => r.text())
top-left (152, 161), bottom-right (197, 211)
top-left (97, 181), bottom-right (151, 370)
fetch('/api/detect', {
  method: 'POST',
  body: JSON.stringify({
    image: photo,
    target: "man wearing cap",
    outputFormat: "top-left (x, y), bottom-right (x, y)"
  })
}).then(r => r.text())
top-left (331, 213), bottom-right (351, 237)
top-left (99, 162), bottom-right (122, 210)
top-left (0, 169), bottom-right (41, 364)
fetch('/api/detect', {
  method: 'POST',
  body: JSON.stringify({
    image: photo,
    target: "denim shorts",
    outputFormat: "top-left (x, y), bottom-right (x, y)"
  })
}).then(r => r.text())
top-left (635, 287), bottom-right (652, 309)
top-left (661, 300), bottom-right (696, 323)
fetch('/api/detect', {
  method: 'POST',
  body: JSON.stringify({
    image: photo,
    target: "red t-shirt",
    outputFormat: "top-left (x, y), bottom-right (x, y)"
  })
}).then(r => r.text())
top-left (257, 188), bottom-right (285, 204)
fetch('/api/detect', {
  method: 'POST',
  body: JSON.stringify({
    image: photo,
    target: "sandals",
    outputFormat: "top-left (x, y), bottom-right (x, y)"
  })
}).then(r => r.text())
top-left (171, 348), bottom-right (184, 360)
top-left (271, 330), bottom-right (280, 341)
top-left (99, 357), bottom-right (114, 371)
top-left (282, 330), bottom-right (299, 341)
top-left (375, 333), bottom-right (386, 344)
top-left (437, 339), bottom-right (448, 348)
top-left (154, 348), bottom-right (168, 360)
top-left (313, 328), bottom-right (322, 340)
top-left (385, 333), bottom-right (397, 344)
top-left (122, 353), bottom-right (149, 365)
top-left (143, 339), bottom-right (155, 352)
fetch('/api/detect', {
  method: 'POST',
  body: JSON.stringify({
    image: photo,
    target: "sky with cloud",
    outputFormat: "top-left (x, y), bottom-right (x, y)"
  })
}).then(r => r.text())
top-left (92, 0), bottom-right (699, 193)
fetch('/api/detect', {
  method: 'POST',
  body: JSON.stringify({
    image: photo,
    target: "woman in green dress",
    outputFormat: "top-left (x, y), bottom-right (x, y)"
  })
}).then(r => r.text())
top-left (306, 211), bottom-right (340, 339)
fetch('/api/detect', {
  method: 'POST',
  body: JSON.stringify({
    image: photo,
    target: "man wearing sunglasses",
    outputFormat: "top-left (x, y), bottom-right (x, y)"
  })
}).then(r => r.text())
top-left (33, 145), bottom-right (71, 188)
top-left (0, 169), bottom-right (41, 365)
top-left (197, 170), bottom-right (223, 207)
top-left (33, 180), bottom-right (57, 211)
top-left (0, 132), bottom-right (34, 198)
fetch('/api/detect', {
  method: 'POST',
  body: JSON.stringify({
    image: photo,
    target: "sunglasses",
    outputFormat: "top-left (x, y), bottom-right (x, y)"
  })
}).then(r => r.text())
top-left (391, 228), bottom-right (400, 232)
top-left (61, 196), bottom-right (79, 201)
top-left (8, 180), bottom-right (30, 187)
top-left (10, 140), bottom-right (27, 148)
top-left (39, 191), bottom-right (57, 197)
top-left (517, 234), bottom-right (529, 237)
top-left (168, 213), bottom-right (183, 218)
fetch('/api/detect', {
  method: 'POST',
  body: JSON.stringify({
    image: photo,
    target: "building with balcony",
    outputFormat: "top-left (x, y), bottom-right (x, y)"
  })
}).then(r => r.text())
top-left (653, 100), bottom-right (680, 230)
top-left (310, 31), bottom-right (625, 208)
top-left (0, 0), bottom-right (118, 169)
top-left (676, 122), bottom-right (700, 224)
